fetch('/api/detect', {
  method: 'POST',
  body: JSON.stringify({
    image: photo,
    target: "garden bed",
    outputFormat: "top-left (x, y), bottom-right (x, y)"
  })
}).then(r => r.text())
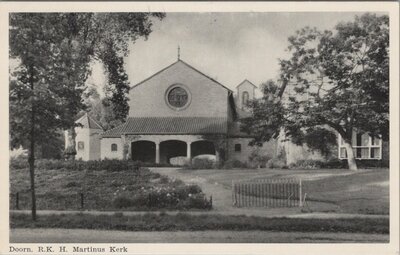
top-left (10, 159), bottom-right (211, 211)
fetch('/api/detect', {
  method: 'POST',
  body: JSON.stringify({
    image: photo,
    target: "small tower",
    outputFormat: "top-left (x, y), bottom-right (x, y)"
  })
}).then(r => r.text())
top-left (65, 113), bottom-right (103, 161)
top-left (236, 79), bottom-right (257, 110)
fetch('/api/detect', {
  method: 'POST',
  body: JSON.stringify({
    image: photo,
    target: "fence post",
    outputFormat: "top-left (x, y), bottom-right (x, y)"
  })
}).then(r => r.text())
top-left (299, 179), bottom-right (303, 207)
top-left (209, 195), bottom-right (213, 210)
top-left (232, 181), bottom-right (235, 206)
top-left (16, 192), bottom-right (19, 210)
top-left (80, 193), bottom-right (84, 209)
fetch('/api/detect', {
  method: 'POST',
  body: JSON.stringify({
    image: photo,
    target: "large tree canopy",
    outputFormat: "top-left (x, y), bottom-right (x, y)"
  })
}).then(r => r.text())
top-left (242, 13), bottom-right (389, 170)
top-left (9, 12), bottom-right (164, 220)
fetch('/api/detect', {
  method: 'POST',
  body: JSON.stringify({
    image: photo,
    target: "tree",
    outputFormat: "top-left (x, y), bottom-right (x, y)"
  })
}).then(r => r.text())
top-left (9, 13), bottom-right (164, 220)
top-left (242, 13), bottom-right (389, 171)
top-left (10, 13), bottom-right (89, 220)
top-left (200, 134), bottom-right (227, 166)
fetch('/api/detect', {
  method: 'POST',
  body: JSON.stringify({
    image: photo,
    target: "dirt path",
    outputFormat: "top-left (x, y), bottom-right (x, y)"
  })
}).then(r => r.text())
top-left (149, 168), bottom-right (339, 217)
top-left (10, 228), bottom-right (389, 243)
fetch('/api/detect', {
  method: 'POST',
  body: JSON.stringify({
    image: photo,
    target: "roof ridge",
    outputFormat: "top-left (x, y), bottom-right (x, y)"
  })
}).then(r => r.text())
top-left (130, 60), bottom-right (180, 90)
top-left (236, 79), bottom-right (257, 88)
top-left (86, 114), bottom-right (103, 130)
top-left (130, 59), bottom-right (233, 93)
top-left (101, 121), bottom-right (127, 135)
top-left (178, 60), bottom-right (233, 92)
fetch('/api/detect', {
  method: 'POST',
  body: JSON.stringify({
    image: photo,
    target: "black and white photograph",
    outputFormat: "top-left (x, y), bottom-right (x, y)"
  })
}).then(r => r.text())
top-left (1, 1), bottom-right (399, 255)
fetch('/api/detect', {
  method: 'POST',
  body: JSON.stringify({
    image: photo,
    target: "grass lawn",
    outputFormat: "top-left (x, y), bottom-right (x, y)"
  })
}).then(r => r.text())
top-left (10, 212), bottom-right (389, 234)
top-left (177, 168), bottom-right (389, 214)
top-left (301, 169), bottom-right (389, 215)
top-left (10, 165), bottom-right (209, 211)
top-left (10, 229), bottom-right (389, 243)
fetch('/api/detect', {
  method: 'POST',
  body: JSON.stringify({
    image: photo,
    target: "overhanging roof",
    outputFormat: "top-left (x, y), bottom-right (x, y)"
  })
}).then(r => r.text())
top-left (76, 113), bottom-right (103, 130)
top-left (101, 117), bottom-right (228, 138)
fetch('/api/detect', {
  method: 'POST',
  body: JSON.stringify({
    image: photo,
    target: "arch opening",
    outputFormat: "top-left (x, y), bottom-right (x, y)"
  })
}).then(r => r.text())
top-left (160, 140), bottom-right (187, 164)
top-left (131, 140), bottom-right (156, 163)
top-left (191, 140), bottom-right (216, 158)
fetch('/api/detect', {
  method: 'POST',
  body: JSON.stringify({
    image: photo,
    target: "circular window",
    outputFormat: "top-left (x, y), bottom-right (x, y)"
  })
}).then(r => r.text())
top-left (165, 85), bottom-right (191, 110)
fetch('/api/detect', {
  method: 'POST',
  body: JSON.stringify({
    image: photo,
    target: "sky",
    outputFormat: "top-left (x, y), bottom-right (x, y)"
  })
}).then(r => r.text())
top-left (89, 12), bottom-right (366, 96)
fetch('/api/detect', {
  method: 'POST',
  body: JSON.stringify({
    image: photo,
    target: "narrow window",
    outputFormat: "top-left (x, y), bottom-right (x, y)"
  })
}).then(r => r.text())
top-left (356, 133), bottom-right (362, 146)
top-left (340, 148), bottom-right (347, 158)
top-left (77, 141), bottom-right (84, 151)
top-left (111, 143), bottom-right (118, 152)
top-left (242, 91), bottom-right (249, 107)
top-left (234, 144), bottom-right (241, 152)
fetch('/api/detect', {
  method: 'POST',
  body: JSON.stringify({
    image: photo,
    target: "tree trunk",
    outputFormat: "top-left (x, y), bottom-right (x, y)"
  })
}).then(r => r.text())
top-left (28, 64), bottom-right (37, 221)
top-left (28, 138), bottom-right (37, 221)
top-left (343, 139), bottom-right (358, 171)
top-left (65, 127), bottom-right (77, 160)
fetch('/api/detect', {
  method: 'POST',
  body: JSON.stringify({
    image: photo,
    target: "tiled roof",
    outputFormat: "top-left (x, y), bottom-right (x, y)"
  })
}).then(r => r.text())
top-left (101, 117), bottom-right (228, 138)
top-left (76, 113), bottom-right (103, 130)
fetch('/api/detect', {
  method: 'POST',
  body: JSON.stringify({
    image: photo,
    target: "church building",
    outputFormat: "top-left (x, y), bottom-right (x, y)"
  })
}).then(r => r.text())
top-left (97, 59), bottom-right (265, 164)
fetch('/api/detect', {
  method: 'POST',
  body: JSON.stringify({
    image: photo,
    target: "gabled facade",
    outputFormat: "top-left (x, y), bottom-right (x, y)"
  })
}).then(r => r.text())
top-left (97, 59), bottom-right (268, 164)
top-left (236, 79), bottom-right (257, 110)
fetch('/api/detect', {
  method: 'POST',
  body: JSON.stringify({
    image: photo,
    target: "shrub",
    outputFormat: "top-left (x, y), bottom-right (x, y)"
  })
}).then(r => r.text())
top-left (248, 150), bottom-right (271, 168)
top-left (159, 175), bottom-right (169, 184)
top-left (171, 178), bottom-right (184, 186)
top-left (267, 158), bottom-right (287, 169)
top-left (112, 183), bottom-right (207, 210)
top-left (222, 159), bottom-right (250, 169)
top-left (10, 158), bottom-right (143, 172)
top-left (179, 193), bottom-right (212, 210)
top-left (113, 196), bottom-right (135, 208)
top-left (289, 159), bottom-right (323, 169)
top-left (9, 157), bottom-right (29, 169)
top-left (322, 159), bottom-right (347, 169)
top-left (289, 159), bottom-right (347, 169)
top-left (175, 184), bottom-right (202, 199)
top-left (185, 158), bottom-right (215, 169)
top-left (266, 147), bottom-right (287, 169)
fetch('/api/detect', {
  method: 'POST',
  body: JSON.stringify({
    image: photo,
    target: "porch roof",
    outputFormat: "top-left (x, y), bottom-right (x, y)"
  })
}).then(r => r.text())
top-left (101, 117), bottom-right (228, 138)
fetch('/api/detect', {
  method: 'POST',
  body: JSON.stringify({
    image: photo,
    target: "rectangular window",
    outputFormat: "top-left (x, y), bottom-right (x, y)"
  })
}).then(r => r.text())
top-left (338, 132), bottom-right (382, 160)
top-left (111, 143), bottom-right (118, 152)
top-left (370, 148), bottom-right (380, 159)
top-left (340, 148), bottom-right (347, 158)
top-left (77, 141), bottom-right (84, 151)
top-left (371, 136), bottom-right (381, 146)
top-left (234, 144), bottom-right (241, 152)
